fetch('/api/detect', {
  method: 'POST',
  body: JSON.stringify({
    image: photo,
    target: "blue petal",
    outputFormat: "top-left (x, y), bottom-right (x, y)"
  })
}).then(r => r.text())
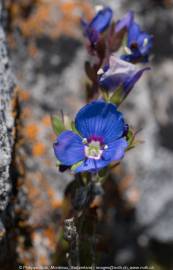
top-left (121, 49), bottom-right (141, 63)
top-left (99, 74), bottom-right (125, 91)
top-left (104, 138), bottom-right (128, 161)
top-left (75, 101), bottom-right (125, 143)
top-left (81, 18), bottom-right (99, 44)
top-left (53, 130), bottom-right (85, 166)
top-left (121, 54), bottom-right (134, 62)
top-left (128, 22), bottom-right (141, 46)
top-left (90, 7), bottom-right (113, 33)
top-left (74, 158), bottom-right (109, 173)
top-left (123, 20), bottom-right (153, 63)
top-left (137, 33), bottom-right (153, 55)
top-left (115, 11), bottom-right (134, 33)
top-left (123, 67), bottom-right (150, 94)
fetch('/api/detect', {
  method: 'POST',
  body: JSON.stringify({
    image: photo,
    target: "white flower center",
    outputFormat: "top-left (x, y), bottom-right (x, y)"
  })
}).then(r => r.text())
top-left (84, 140), bottom-right (105, 160)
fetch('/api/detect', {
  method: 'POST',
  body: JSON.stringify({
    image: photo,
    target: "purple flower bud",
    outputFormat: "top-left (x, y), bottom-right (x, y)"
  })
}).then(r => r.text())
top-left (99, 56), bottom-right (150, 97)
top-left (81, 7), bottom-right (113, 44)
top-left (121, 20), bottom-right (153, 63)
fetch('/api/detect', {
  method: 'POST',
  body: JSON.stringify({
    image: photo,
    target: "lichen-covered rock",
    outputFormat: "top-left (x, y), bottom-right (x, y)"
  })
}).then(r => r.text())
top-left (0, 0), bottom-right (16, 261)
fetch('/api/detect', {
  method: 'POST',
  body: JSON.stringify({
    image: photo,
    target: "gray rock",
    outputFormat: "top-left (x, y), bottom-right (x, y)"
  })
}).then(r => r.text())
top-left (0, 2), bottom-right (16, 266)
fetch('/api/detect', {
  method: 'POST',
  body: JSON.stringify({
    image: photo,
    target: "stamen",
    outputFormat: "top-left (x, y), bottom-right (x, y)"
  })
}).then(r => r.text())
top-left (104, 145), bottom-right (108, 150)
top-left (85, 140), bottom-right (103, 160)
top-left (82, 138), bottom-right (87, 144)
top-left (124, 46), bottom-right (132, 55)
top-left (143, 38), bottom-right (148, 47)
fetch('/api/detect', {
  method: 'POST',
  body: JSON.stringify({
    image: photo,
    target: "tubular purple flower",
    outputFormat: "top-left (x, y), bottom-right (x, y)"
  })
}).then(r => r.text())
top-left (81, 7), bottom-right (113, 44)
top-left (121, 20), bottom-right (153, 63)
top-left (99, 56), bottom-right (150, 97)
top-left (53, 101), bottom-right (128, 173)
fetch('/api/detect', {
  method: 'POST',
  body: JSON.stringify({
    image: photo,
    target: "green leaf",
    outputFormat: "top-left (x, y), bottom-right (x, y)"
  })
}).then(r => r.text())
top-left (127, 129), bottom-right (134, 145)
top-left (71, 161), bottom-right (83, 171)
top-left (51, 115), bottom-right (65, 135)
top-left (110, 85), bottom-right (124, 106)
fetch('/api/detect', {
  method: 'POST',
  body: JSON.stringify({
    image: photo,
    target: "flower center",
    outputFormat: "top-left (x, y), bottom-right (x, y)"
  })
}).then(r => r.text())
top-left (83, 138), bottom-right (108, 160)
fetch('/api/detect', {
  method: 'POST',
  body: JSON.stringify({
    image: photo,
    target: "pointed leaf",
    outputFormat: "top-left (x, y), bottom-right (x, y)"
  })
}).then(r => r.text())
top-left (71, 121), bottom-right (80, 135)
top-left (126, 129), bottom-right (134, 145)
top-left (51, 115), bottom-right (65, 135)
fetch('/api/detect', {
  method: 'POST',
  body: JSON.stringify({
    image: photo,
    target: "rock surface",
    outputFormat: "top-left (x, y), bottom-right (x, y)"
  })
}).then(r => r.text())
top-left (0, 2), bottom-right (16, 268)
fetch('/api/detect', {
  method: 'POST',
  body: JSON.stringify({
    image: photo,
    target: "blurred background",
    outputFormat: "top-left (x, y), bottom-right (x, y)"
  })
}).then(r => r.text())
top-left (0, 0), bottom-right (173, 269)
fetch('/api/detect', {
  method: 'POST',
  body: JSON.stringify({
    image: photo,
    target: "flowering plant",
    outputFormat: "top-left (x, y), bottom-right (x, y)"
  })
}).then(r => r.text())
top-left (52, 5), bottom-right (153, 267)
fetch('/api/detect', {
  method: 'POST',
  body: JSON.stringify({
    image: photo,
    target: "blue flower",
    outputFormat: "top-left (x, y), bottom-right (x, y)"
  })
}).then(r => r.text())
top-left (53, 101), bottom-right (128, 173)
top-left (81, 7), bottom-right (113, 44)
top-left (99, 56), bottom-right (150, 97)
top-left (121, 20), bottom-right (153, 63)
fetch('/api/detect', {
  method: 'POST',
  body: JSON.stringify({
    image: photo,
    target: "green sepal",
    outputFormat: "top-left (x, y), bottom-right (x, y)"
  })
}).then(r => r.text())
top-left (126, 128), bottom-right (144, 151)
top-left (101, 89), bottom-right (110, 102)
top-left (127, 129), bottom-right (134, 145)
top-left (110, 85), bottom-right (124, 106)
top-left (71, 160), bottom-right (83, 171)
top-left (51, 115), bottom-right (65, 135)
top-left (56, 160), bottom-right (61, 167)
top-left (71, 121), bottom-right (80, 135)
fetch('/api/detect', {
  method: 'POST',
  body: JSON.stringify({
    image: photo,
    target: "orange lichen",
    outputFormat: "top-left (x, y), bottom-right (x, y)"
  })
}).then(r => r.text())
top-left (21, 107), bottom-right (32, 118)
top-left (42, 115), bottom-right (51, 127)
top-left (6, 0), bottom-right (93, 42)
top-left (28, 187), bottom-right (40, 201)
top-left (32, 142), bottom-right (46, 156)
top-left (26, 123), bottom-right (39, 140)
top-left (43, 228), bottom-right (56, 243)
top-left (39, 255), bottom-right (49, 265)
top-left (51, 198), bottom-right (62, 209)
top-left (19, 90), bottom-right (31, 102)
top-left (61, 1), bottom-right (77, 14)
